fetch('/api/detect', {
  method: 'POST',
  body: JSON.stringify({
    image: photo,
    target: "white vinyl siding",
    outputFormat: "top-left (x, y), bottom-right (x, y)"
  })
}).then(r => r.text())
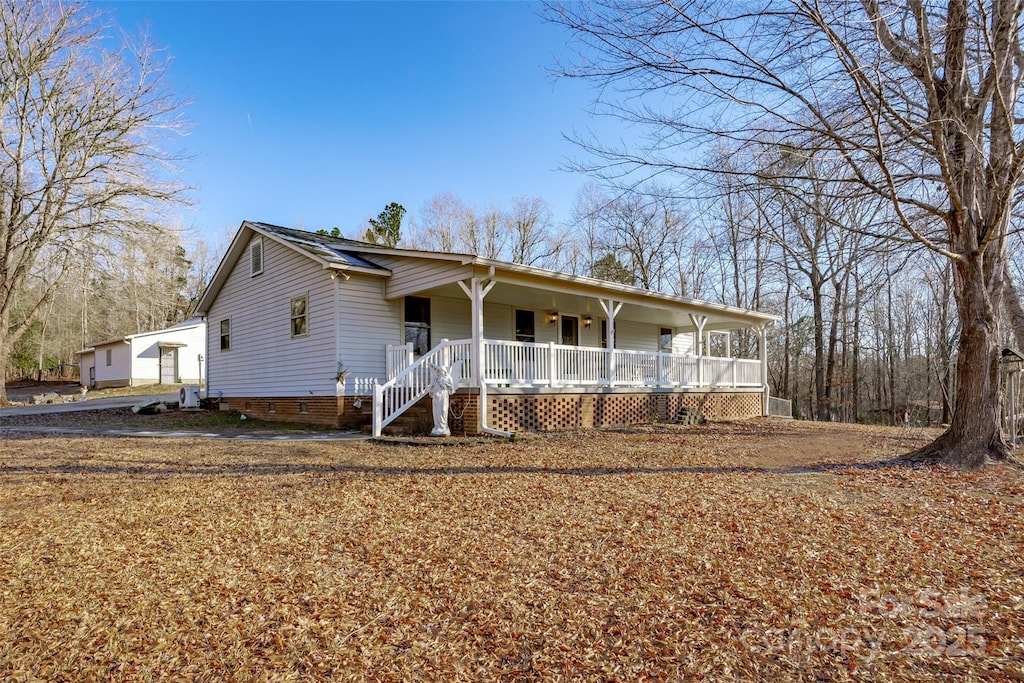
top-left (614, 319), bottom-right (660, 352)
top-left (484, 302), bottom-right (512, 339)
top-left (335, 273), bottom-right (402, 393)
top-left (673, 332), bottom-right (696, 356)
top-left (128, 324), bottom-right (206, 385)
top-left (425, 296), bottom-right (513, 344)
top-left (79, 352), bottom-right (95, 386)
top-left (207, 236), bottom-right (337, 397)
top-left (430, 295), bottom-right (470, 341)
top-left (377, 256), bottom-right (473, 300)
top-left (93, 344), bottom-right (130, 386)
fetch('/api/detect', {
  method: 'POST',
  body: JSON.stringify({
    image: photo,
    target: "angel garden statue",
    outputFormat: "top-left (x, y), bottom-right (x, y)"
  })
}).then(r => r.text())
top-left (427, 361), bottom-right (461, 436)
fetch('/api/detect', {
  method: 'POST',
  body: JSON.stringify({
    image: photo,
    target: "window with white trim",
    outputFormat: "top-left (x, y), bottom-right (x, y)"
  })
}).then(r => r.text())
top-left (404, 296), bottom-right (430, 356)
top-left (659, 327), bottom-right (673, 353)
top-left (514, 310), bottom-right (535, 343)
top-left (250, 238), bottom-right (264, 276)
top-left (220, 319), bottom-right (231, 351)
top-left (105, 349), bottom-right (112, 366)
top-left (290, 295), bottom-right (308, 337)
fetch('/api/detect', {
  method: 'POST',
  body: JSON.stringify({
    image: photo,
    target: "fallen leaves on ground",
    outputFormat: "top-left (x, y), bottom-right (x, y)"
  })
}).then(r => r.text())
top-left (0, 420), bottom-right (1021, 681)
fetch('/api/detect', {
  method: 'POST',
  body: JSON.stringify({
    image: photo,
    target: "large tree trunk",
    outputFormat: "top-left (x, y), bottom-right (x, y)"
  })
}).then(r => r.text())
top-left (913, 254), bottom-right (1009, 467)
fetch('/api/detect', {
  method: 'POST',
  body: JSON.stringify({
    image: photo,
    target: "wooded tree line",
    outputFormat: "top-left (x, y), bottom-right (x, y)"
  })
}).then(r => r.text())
top-left (8, 229), bottom-right (215, 381)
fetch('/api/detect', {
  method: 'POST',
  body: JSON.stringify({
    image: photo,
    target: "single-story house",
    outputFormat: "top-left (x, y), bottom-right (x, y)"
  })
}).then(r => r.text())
top-left (77, 319), bottom-right (206, 389)
top-left (195, 221), bottom-right (779, 435)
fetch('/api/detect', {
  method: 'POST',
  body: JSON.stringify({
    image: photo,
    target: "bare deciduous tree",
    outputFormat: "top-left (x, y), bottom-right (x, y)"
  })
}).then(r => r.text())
top-left (549, 0), bottom-right (1024, 467)
top-left (506, 195), bottom-right (559, 267)
top-left (0, 0), bottom-right (189, 400)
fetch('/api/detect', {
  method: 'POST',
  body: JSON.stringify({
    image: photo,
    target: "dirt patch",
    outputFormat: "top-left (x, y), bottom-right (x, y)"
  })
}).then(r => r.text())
top-left (1, 405), bottom-right (323, 435)
top-left (3, 381), bottom-right (180, 406)
top-left (3, 380), bottom-right (83, 403)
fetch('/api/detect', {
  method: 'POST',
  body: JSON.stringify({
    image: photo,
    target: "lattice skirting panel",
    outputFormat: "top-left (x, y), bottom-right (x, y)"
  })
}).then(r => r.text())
top-left (484, 391), bottom-right (763, 433)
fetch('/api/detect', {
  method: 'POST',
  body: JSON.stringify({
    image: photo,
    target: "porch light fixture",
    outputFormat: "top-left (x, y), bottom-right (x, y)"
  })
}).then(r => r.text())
top-left (548, 311), bottom-right (559, 325)
top-left (582, 315), bottom-right (593, 328)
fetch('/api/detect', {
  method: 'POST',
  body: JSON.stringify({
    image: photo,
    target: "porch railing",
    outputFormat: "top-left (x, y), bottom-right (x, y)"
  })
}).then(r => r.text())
top-left (480, 340), bottom-right (762, 389)
top-left (386, 343), bottom-right (414, 380)
top-left (372, 338), bottom-right (763, 436)
top-left (373, 338), bottom-right (473, 436)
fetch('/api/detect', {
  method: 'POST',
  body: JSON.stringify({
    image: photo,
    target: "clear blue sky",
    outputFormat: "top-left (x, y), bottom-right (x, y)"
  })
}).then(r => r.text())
top-left (100, 1), bottom-right (606, 244)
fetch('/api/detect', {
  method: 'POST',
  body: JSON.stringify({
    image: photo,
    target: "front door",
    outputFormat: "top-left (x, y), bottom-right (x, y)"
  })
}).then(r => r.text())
top-left (160, 347), bottom-right (178, 384)
top-left (560, 316), bottom-right (579, 346)
top-left (560, 316), bottom-right (580, 380)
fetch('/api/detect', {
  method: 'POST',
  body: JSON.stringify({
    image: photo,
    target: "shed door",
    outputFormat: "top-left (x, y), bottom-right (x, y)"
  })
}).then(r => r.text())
top-left (160, 348), bottom-right (178, 384)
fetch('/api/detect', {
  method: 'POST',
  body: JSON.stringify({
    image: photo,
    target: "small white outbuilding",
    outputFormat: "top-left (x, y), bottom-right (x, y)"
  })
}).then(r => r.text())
top-left (77, 319), bottom-right (206, 389)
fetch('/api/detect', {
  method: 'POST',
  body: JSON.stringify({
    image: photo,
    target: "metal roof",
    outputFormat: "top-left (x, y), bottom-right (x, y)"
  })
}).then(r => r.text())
top-left (247, 222), bottom-right (390, 272)
top-left (195, 220), bottom-right (779, 326)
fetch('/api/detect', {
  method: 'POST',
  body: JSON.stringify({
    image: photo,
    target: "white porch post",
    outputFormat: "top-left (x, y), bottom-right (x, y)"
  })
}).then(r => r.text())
top-left (599, 298), bottom-right (622, 386)
top-left (757, 324), bottom-right (769, 416)
top-left (458, 276), bottom-right (496, 432)
top-left (690, 314), bottom-right (707, 387)
top-left (548, 341), bottom-right (557, 387)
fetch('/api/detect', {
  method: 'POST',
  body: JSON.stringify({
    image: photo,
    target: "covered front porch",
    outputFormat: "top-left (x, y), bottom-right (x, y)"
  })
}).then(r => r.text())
top-left (371, 264), bottom-right (776, 436)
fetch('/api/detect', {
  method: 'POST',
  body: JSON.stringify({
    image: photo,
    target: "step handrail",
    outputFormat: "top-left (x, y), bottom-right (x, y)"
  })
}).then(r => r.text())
top-left (372, 339), bottom-right (472, 437)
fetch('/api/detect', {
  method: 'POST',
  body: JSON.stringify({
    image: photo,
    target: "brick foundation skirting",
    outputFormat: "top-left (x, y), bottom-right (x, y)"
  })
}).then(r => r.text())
top-left (219, 390), bottom-right (763, 434)
top-left (219, 396), bottom-right (372, 429)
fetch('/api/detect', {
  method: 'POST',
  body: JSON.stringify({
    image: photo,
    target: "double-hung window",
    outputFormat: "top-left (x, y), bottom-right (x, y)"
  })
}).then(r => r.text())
top-left (404, 296), bottom-right (430, 356)
top-left (514, 310), bottom-right (535, 343)
top-left (291, 295), bottom-right (308, 337)
top-left (659, 327), bottom-right (673, 354)
top-left (220, 319), bottom-right (231, 350)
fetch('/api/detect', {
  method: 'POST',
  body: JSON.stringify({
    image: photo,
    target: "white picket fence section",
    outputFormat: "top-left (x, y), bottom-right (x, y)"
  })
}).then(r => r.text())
top-left (373, 338), bottom-right (473, 436)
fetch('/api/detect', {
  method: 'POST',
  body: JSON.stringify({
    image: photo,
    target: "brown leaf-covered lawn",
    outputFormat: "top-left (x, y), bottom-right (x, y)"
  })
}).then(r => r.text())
top-left (1, 421), bottom-right (1021, 681)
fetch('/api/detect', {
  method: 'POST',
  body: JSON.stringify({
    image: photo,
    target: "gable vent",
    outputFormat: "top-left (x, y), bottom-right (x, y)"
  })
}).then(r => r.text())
top-left (250, 238), bottom-right (264, 276)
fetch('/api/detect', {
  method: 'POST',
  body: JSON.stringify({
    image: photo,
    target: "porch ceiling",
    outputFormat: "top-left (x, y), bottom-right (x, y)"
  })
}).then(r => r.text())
top-left (422, 280), bottom-right (763, 331)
